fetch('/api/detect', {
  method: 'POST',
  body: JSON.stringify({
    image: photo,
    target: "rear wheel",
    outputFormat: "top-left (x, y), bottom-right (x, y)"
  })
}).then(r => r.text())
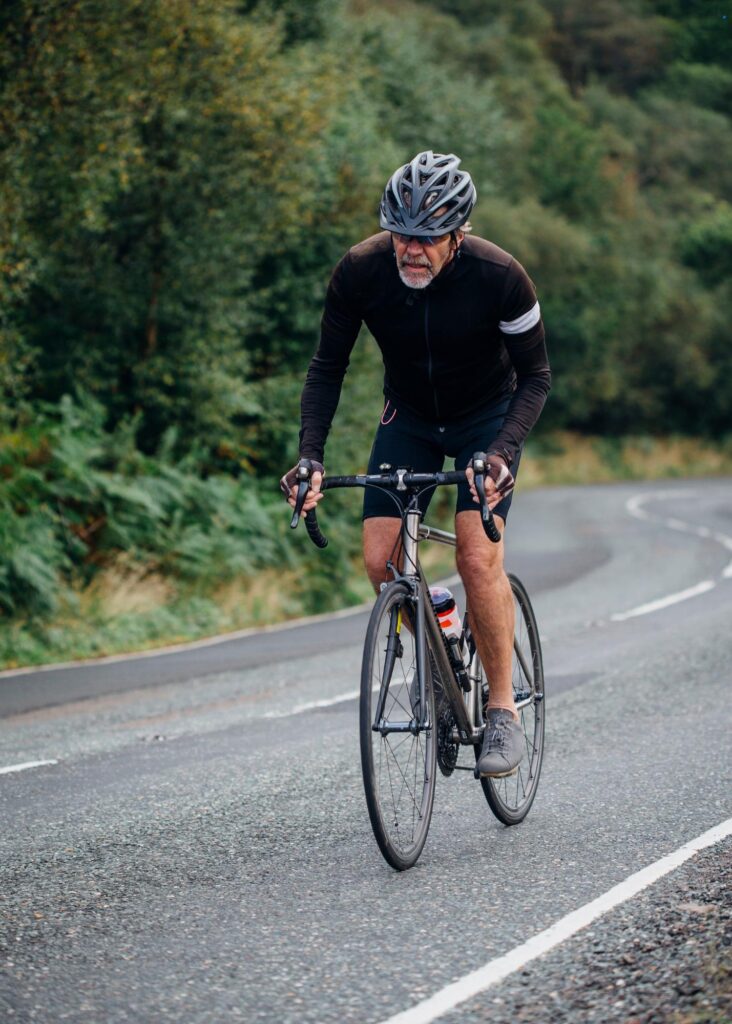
top-left (360, 582), bottom-right (437, 870)
top-left (476, 573), bottom-right (545, 825)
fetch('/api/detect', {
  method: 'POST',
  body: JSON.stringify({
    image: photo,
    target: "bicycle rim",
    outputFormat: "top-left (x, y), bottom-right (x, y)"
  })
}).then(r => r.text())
top-left (360, 582), bottom-right (437, 871)
top-left (479, 573), bottom-right (545, 825)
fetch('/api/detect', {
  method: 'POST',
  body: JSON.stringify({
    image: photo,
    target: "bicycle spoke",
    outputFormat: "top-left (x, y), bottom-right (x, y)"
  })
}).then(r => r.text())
top-left (380, 735), bottom-right (425, 841)
top-left (361, 583), bottom-right (436, 868)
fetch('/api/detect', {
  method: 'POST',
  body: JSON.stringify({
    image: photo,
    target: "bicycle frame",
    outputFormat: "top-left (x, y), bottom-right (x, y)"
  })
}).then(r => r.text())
top-left (289, 457), bottom-right (510, 744)
top-left (384, 504), bottom-right (484, 745)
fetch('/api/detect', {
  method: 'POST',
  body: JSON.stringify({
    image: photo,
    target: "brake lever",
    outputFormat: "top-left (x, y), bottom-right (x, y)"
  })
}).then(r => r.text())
top-left (289, 465), bottom-right (311, 529)
top-left (472, 454), bottom-right (502, 544)
top-left (289, 462), bottom-right (328, 547)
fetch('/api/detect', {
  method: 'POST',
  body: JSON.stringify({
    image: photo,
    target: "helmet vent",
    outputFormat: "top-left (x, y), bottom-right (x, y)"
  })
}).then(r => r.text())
top-left (379, 150), bottom-right (476, 237)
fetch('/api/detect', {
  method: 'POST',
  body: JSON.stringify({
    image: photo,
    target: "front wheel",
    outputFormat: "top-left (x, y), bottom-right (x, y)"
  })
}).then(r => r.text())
top-left (360, 581), bottom-right (437, 871)
top-left (476, 573), bottom-right (545, 825)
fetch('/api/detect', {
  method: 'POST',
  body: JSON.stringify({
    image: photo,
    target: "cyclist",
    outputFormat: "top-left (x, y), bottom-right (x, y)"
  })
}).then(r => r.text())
top-left (281, 150), bottom-right (550, 778)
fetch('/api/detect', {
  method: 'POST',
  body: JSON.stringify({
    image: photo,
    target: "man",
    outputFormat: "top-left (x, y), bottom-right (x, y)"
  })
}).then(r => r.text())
top-left (281, 150), bottom-right (551, 777)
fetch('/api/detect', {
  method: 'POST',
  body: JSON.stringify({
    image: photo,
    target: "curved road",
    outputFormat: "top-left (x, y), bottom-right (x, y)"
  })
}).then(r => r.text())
top-left (1, 479), bottom-right (731, 1023)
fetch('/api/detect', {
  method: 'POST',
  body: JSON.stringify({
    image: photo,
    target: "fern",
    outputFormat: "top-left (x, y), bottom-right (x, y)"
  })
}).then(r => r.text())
top-left (0, 392), bottom-right (294, 620)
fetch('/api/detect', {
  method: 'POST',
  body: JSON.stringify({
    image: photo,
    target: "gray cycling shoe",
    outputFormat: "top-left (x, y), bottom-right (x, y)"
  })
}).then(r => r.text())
top-left (475, 709), bottom-right (524, 778)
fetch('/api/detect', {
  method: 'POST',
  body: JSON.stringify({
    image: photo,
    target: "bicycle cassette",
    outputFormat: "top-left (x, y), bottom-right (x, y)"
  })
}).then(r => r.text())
top-left (436, 698), bottom-right (459, 776)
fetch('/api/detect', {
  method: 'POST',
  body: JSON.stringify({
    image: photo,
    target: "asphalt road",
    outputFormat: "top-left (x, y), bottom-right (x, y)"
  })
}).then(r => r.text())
top-left (1, 479), bottom-right (731, 1023)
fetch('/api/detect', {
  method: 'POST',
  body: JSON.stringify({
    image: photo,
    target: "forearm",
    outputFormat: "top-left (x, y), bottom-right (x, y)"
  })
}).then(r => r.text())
top-left (492, 367), bottom-right (552, 464)
top-left (298, 355), bottom-right (348, 462)
top-left (298, 252), bottom-right (362, 462)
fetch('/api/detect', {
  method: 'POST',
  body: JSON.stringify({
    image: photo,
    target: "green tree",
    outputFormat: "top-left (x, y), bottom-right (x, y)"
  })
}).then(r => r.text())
top-left (682, 202), bottom-right (732, 287)
top-left (0, 0), bottom-right (341, 455)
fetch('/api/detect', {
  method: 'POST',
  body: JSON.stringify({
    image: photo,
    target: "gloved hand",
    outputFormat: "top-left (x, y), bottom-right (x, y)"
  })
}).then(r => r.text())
top-left (279, 459), bottom-right (325, 512)
top-left (466, 452), bottom-right (514, 509)
top-left (484, 452), bottom-right (514, 498)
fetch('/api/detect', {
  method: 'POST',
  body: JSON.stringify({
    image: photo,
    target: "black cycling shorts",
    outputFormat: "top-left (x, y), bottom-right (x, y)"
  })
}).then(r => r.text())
top-left (362, 397), bottom-right (521, 523)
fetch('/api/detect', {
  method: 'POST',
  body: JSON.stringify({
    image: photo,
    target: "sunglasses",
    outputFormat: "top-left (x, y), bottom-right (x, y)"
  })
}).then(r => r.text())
top-left (392, 231), bottom-right (450, 247)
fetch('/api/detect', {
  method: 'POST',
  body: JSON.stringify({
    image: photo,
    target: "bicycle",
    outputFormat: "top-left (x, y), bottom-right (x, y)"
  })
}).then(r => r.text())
top-left (289, 454), bottom-right (545, 871)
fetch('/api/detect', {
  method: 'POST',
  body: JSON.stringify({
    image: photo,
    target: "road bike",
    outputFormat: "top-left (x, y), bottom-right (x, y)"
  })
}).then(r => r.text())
top-left (290, 455), bottom-right (545, 871)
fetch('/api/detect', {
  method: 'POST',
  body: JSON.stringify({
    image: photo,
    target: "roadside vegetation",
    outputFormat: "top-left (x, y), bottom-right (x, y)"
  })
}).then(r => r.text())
top-left (1, 0), bottom-right (731, 667)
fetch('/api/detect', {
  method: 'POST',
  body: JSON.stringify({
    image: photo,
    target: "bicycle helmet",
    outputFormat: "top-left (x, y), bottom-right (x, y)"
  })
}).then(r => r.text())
top-left (379, 151), bottom-right (476, 237)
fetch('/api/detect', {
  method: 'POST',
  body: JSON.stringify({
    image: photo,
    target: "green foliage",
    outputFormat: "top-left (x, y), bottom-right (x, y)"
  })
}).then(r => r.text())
top-left (0, 393), bottom-right (290, 619)
top-left (663, 61), bottom-right (732, 114)
top-left (1, 0), bottom-right (732, 642)
top-left (543, 0), bottom-right (673, 95)
top-left (238, 0), bottom-right (339, 45)
top-left (528, 103), bottom-right (610, 218)
top-left (0, 0), bottom-right (345, 452)
top-left (682, 203), bottom-right (732, 287)
top-left (654, 1), bottom-right (732, 67)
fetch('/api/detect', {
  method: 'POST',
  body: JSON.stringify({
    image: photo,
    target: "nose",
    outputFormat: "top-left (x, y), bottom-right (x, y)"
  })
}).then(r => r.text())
top-left (405, 237), bottom-right (426, 255)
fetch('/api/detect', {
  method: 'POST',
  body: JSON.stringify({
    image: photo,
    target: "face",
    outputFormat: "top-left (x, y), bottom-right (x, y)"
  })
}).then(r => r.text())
top-left (392, 232), bottom-right (457, 289)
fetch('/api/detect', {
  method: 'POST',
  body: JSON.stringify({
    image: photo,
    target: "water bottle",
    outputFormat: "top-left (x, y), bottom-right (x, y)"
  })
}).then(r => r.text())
top-left (430, 587), bottom-right (470, 689)
top-left (429, 586), bottom-right (462, 640)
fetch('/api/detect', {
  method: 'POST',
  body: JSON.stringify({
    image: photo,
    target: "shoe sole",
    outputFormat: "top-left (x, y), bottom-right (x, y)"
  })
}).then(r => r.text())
top-left (478, 765), bottom-right (519, 779)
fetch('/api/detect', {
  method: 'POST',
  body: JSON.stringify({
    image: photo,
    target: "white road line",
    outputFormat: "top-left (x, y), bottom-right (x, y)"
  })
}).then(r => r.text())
top-left (610, 580), bottom-right (717, 622)
top-left (0, 574), bottom-right (461, 680)
top-left (0, 759), bottom-right (58, 776)
top-left (611, 491), bottom-right (732, 621)
top-left (262, 689), bottom-right (361, 719)
top-left (0, 601), bottom-right (375, 680)
top-left (377, 817), bottom-right (732, 1024)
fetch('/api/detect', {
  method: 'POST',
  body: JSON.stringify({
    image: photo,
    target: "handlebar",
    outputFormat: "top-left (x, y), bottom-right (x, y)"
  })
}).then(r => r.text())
top-left (289, 454), bottom-right (503, 548)
top-left (290, 462), bottom-right (328, 548)
top-left (471, 454), bottom-right (503, 544)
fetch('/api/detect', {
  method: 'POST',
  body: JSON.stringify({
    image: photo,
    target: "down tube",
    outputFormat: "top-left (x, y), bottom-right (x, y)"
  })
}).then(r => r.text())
top-left (417, 571), bottom-right (475, 739)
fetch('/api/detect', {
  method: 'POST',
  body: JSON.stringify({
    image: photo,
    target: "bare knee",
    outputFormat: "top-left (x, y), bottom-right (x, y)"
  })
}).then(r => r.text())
top-left (456, 548), bottom-right (503, 589)
top-left (363, 517), bottom-right (401, 591)
top-left (455, 512), bottom-right (505, 586)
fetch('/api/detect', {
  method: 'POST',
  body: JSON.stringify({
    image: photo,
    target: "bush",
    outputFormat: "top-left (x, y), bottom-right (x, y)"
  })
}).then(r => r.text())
top-left (0, 393), bottom-right (291, 620)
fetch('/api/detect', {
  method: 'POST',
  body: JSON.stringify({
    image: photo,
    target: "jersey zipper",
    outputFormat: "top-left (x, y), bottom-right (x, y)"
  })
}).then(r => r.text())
top-left (424, 291), bottom-right (440, 419)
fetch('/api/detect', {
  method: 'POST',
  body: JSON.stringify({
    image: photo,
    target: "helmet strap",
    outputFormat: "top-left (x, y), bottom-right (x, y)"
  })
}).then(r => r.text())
top-left (450, 230), bottom-right (463, 258)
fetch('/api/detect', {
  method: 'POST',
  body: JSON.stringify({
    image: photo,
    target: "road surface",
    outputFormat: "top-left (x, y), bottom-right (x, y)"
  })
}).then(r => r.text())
top-left (1, 479), bottom-right (731, 1023)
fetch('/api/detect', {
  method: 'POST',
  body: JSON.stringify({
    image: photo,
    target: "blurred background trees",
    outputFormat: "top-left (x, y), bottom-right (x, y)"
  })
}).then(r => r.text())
top-left (1, 0), bottom-right (730, 646)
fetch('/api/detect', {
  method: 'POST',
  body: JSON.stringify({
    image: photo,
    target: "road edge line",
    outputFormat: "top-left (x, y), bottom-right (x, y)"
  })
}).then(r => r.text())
top-left (0, 759), bottom-right (59, 776)
top-left (377, 817), bottom-right (732, 1024)
top-left (0, 572), bottom-right (462, 681)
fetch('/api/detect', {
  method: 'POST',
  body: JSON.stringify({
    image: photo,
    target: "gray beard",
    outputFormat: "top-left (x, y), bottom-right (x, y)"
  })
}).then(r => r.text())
top-left (397, 265), bottom-right (433, 289)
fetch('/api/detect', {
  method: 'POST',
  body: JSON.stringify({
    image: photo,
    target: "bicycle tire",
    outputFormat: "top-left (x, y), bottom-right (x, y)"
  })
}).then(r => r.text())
top-left (476, 573), bottom-right (545, 825)
top-left (360, 581), bottom-right (437, 871)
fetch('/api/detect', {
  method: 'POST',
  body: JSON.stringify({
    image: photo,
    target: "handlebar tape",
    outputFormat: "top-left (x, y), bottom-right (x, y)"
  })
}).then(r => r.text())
top-left (472, 452), bottom-right (502, 544)
top-left (289, 466), bottom-right (328, 547)
top-left (482, 507), bottom-right (502, 544)
top-left (304, 509), bottom-right (328, 549)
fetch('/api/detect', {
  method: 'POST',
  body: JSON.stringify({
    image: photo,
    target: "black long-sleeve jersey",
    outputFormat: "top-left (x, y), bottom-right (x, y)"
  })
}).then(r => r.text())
top-left (299, 231), bottom-right (551, 465)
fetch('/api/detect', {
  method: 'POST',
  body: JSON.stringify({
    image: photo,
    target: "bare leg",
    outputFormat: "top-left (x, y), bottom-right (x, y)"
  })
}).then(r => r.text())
top-left (455, 511), bottom-right (516, 718)
top-left (363, 517), bottom-right (403, 593)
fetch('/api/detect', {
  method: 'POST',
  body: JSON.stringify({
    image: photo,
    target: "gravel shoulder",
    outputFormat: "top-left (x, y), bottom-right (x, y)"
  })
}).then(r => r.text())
top-left (442, 839), bottom-right (732, 1024)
